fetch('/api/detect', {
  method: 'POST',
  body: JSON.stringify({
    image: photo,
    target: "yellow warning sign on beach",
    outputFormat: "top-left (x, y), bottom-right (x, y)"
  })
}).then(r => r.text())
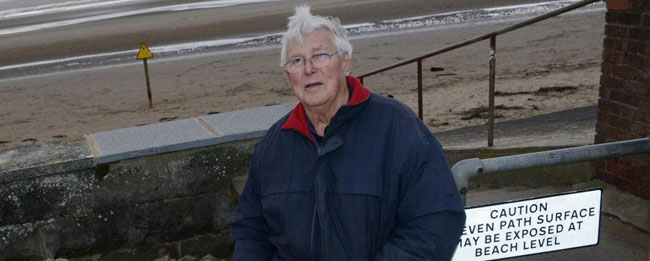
top-left (136, 42), bottom-right (153, 60)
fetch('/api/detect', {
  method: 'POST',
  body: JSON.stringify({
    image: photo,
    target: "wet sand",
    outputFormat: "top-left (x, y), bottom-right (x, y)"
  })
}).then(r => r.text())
top-left (0, 1), bottom-right (605, 149)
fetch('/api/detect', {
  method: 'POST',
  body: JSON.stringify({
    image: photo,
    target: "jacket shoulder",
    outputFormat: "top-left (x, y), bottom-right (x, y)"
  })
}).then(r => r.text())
top-left (367, 93), bottom-right (421, 122)
top-left (367, 93), bottom-right (439, 146)
top-left (253, 110), bottom-right (292, 152)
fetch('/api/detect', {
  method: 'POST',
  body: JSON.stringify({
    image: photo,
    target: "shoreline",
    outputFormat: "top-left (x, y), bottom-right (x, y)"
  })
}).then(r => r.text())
top-left (0, 0), bottom-right (559, 66)
top-left (0, 2), bottom-right (604, 81)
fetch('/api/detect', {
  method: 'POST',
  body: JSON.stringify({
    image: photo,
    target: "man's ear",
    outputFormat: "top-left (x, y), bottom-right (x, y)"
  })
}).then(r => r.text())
top-left (343, 53), bottom-right (351, 75)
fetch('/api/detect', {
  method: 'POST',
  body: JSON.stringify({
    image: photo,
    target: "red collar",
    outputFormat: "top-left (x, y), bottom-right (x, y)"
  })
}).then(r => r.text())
top-left (281, 75), bottom-right (370, 142)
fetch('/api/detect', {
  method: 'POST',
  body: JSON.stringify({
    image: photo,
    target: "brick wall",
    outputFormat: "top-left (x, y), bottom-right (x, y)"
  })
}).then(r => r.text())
top-left (595, 0), bottom-right (650, 199)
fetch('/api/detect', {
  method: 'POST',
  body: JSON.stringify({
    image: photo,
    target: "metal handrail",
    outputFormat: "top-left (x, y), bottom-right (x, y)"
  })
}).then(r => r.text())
top-left (451, 137), bottom-right (650, 205)
top-left (357, 0), bottom-right (601, 146)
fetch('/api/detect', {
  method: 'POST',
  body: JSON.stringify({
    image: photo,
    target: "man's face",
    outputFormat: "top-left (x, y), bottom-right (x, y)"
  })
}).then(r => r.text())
top-left (284, 29), bottom-right (350, 110)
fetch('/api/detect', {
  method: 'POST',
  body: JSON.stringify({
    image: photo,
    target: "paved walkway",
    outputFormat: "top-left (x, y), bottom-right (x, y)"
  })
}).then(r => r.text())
top-left (435, 106), bottom-right (597, 149)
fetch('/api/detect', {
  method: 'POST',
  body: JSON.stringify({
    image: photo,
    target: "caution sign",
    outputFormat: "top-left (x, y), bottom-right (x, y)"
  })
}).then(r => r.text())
top-left (452, 189), bottom-right (601, 260)
top-left (136, 42), bottom-right (153, 60)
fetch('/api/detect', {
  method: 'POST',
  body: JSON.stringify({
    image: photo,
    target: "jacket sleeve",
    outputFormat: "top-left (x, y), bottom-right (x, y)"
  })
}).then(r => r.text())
top-left (376, 122), bottom-right (466, 260)
top-left (230, 146), bottom-right (276, 260)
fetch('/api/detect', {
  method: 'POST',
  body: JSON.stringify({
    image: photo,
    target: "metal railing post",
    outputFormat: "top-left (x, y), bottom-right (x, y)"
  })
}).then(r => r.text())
top-left (417, 60), bottom-right (423, 120)
top-left (488, 35), bottom-right (496, 147)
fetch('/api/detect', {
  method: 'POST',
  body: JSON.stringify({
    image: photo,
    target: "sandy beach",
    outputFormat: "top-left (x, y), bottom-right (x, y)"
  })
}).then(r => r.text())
top-left (0, 0), bottom-right (605, 149)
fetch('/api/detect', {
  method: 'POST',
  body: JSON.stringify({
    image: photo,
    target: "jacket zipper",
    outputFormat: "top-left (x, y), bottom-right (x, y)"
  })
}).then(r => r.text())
top-left (310, 199), bottom-right (318, 261)
top-left (311, 142), bottom-right (321, 261)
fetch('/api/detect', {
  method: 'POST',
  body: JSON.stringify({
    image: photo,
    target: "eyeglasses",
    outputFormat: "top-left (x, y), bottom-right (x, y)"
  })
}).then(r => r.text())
top-left (284, 51), bottom-right (339, 74)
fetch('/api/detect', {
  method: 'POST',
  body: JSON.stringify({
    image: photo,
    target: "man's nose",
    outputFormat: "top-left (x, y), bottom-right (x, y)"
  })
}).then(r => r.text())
top-left (303, 59), bottom-right (316, 74)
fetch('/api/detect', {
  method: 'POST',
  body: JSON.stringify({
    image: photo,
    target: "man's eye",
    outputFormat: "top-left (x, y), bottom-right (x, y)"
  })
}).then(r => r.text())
top-left (315, 53), bottom-right (328, 58)
top-left (290, 58), bottom-right (304, 64)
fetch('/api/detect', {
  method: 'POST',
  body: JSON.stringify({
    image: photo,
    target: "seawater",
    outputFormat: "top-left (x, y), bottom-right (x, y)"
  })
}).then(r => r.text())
top-left (0, 0), bottom-right (604, 79)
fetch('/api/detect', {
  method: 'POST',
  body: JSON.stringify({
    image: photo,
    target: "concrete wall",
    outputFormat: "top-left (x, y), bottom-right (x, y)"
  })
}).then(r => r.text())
top-left (596, 0), bottom-right (650, 199)
top-left (0, 104), bottom-right (294, 261)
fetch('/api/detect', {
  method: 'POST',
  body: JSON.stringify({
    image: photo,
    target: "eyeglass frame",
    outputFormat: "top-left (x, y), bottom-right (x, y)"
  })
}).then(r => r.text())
top-left (283, 51), bottom-right (340, 74)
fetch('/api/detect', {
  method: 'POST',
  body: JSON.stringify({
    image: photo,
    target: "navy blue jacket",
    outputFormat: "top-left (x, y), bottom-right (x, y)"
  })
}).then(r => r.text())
top-left (231, 76), bottom-right (466, 260)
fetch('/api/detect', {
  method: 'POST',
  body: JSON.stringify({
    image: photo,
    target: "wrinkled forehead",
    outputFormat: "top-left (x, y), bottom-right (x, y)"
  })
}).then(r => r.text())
top-left (286, 28), bottom-right (335, 56)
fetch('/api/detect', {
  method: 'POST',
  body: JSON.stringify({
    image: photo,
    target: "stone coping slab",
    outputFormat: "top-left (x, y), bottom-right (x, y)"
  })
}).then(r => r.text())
top-left (89, 118), bottom-right (219, 164)
top-left (88, 103), bottom-right (295, 164)
top-left (0, 137), bottom-right (93, 183)
top-left (199, 103), bottom-right (295, 143)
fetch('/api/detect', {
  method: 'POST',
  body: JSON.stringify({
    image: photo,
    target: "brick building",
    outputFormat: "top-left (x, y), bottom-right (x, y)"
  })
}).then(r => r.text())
top-left (596, 0), bottom-right (650, 199)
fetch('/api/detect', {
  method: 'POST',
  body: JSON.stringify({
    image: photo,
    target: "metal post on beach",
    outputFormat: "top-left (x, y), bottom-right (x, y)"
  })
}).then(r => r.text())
top-left (488, 35), bottom-right (496, 147)
top-left (143, 59), bottom-right (152, 108)
top-left (136, 42), bottom-right (154, 108)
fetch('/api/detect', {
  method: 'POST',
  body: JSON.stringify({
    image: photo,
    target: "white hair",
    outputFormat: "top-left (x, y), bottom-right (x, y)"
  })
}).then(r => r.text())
top-left (280, 5), bottom-right (353, 67)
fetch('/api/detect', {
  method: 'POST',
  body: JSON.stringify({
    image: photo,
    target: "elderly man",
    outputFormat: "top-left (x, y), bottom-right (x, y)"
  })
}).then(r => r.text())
top-left (231, 5), bottom-right (465, 260)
